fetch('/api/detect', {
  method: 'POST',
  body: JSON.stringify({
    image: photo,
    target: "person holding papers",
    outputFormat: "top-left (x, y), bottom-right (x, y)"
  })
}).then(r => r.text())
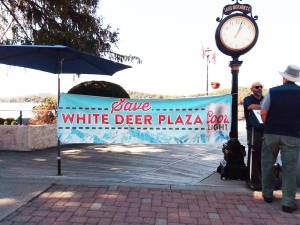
top-left (243, 82), bottom-right (264, 190)
top-left (260, 65), bottom-right (300, 213)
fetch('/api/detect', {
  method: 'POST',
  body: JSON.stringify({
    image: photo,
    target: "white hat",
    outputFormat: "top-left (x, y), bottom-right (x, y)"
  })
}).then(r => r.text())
top-left (279, 65), bottom-right (300, 82)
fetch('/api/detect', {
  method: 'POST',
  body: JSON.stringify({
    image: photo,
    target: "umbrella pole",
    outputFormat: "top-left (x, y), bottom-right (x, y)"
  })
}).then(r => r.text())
top-left (57, 73), bottom-right (62, 176)
top-left (57, 58), bottom-right (64, 176)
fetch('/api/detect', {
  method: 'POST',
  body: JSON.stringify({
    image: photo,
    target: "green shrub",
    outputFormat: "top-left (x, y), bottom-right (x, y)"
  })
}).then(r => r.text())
top-left (4, 118), bottom-right (15, 125)
top-left (30, 97), bottom-right (57, 125)
top-left (10, 120), bottom-right (17, 125)
top-left (0, 118), bottom-right (5, 125)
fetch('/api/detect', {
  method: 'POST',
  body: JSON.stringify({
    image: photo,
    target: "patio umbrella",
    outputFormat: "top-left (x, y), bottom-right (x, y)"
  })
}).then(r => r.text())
top-left (0, 44), bottom-right (131, 175)
top-left (0, 45), bottom-right (131, 103)
top-left (0, 45), bottom-right (131, 75)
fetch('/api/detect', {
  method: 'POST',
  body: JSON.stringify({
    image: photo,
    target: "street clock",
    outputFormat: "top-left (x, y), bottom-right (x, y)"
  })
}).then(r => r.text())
top-left (215, 2), bottom-right (259, 58)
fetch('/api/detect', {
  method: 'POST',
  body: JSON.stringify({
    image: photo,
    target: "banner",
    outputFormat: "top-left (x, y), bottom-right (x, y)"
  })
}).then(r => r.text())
top-left (57, 93), bottom-right (232, 144)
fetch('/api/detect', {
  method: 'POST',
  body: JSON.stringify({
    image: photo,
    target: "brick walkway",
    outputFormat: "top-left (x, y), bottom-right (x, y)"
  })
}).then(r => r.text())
top-left (1, 184), bottom-right (299, 225)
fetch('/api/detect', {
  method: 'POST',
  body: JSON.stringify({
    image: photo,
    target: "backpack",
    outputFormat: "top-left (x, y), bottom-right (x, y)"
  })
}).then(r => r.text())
top-left (217, 139), bottom-right (247, 180)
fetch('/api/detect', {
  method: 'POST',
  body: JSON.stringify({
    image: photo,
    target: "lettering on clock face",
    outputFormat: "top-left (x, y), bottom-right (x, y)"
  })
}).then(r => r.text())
top-left (220, 15), bottom-right (256, 51)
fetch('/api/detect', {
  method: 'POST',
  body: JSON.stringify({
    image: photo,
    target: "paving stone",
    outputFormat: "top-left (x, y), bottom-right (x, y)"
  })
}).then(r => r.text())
top-left (142, 198), bottom-right (151, 204)
top-left (155, 218), bottom-right (167, 225)
top-left (237, 204), bottom-right (249, 212)
top-left (90, 203), bottom-right (102, 210)
top-left (208, 212), bottom-right (220, 220)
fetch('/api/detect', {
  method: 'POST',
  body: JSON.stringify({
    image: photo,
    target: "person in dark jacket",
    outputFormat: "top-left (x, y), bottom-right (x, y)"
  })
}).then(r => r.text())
top-left (261, 65), bottom-right (300, 213)
top-left (243, 82), bottom-right (264, 190)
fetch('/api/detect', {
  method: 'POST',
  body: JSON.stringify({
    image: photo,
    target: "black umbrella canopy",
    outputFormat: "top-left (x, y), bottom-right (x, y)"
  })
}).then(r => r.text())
top-left (0, 45), bottom-right (131, 75)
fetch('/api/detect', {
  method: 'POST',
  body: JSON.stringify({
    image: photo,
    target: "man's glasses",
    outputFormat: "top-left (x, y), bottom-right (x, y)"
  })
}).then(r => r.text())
top-left (254, 85), bottom-right (263, 89)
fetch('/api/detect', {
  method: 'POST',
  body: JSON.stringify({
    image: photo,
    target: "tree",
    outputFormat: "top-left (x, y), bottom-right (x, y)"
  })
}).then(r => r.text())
top-left (68, 80), bottom-right (130, 98)
top-left (0, 0), bottom-right (141, 63)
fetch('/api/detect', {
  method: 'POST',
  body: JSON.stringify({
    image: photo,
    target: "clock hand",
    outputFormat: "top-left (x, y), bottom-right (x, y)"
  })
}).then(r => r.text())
top-left (234, 22), bottom-right (244, 38)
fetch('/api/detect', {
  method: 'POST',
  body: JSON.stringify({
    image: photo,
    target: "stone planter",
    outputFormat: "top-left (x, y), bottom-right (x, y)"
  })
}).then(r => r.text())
top-left (0, 125), bottom-right (56, 151)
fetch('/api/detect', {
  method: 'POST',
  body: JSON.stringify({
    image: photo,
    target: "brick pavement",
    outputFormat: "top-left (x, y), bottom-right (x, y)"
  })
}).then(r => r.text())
top-left (0, 184), bottom-right (299, 225)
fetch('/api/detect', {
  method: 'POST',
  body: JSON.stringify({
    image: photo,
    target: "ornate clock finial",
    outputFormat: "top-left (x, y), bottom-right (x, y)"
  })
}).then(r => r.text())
top-left (217, 0), bottom-right (257, 22)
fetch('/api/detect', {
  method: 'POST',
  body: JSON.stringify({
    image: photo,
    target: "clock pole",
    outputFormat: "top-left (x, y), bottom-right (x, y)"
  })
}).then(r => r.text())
top-left (215, 0), bottom-right (259, 180)
top-left (229, 59), bottom-right (242, 139)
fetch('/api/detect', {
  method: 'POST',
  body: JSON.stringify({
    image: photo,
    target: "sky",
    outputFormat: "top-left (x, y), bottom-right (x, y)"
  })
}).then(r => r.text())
top-left (1, 0), bottom-right (300, 97)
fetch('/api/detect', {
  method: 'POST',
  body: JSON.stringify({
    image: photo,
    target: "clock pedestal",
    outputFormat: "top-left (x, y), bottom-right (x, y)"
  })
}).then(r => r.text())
top-left (216, 58), bottom-right (247, 180)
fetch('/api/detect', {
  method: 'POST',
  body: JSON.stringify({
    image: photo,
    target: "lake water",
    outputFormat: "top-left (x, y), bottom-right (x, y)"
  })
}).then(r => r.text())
top-left (0, 102), bottom-right (37, 119)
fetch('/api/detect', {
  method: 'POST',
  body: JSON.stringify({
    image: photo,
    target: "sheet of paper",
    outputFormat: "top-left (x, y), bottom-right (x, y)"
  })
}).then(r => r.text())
top-left (253, 109), bottom-right (263, 124)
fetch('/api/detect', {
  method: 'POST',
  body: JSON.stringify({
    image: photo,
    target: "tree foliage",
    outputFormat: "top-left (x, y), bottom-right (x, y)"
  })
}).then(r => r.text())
top-left (30, 96), bottom-right (56, 125)
top-left (0, 0), bottom-right (141, 63)
top-left (68, 80), bottom-right (130, 98)
top-left (211, 87), bottom-right (269, 105)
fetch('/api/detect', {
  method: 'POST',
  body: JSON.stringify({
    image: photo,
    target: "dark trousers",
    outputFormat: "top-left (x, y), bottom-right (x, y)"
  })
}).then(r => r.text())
top-left (247, 129), bottom-right (264, 184)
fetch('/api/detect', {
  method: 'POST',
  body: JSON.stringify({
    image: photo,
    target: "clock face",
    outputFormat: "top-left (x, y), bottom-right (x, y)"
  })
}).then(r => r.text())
top-left (220, 15), bottom-right (256, 51)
